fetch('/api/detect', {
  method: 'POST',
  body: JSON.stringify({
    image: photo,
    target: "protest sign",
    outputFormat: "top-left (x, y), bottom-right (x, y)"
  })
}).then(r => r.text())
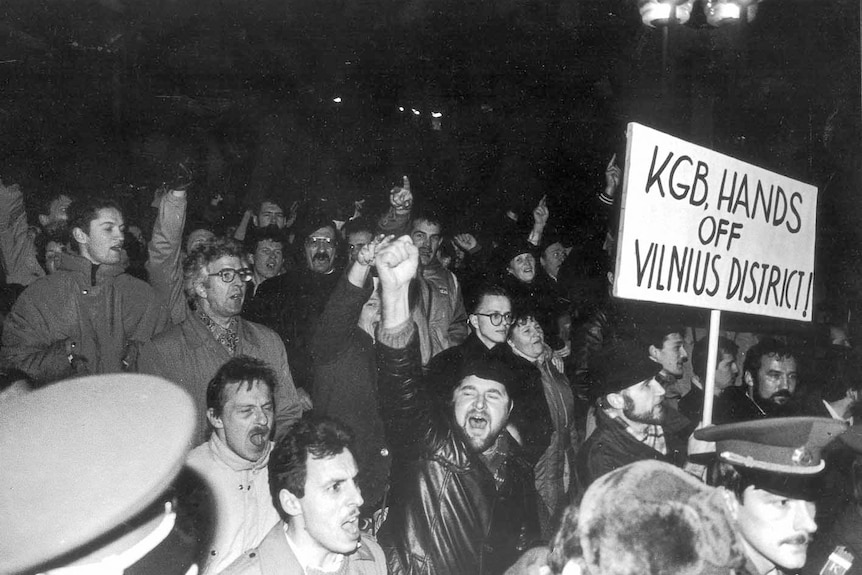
top-left (614, 123), bottom-right (818, 322)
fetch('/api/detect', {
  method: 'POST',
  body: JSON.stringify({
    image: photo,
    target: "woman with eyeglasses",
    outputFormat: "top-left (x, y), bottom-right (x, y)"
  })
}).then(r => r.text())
top-left (496, 307), bottom-right (580, 539)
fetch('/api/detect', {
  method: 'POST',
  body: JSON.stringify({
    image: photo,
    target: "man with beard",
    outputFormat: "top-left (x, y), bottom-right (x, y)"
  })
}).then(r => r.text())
top-left (0, 175), bottom-right (73, 287)
top-left (187, 356), bottom-right (281, 574)
top-left (223, 416), bottom-right (386, 575)
top-left (408, 212), bottom-right (467, 364)
top-left (697, 417), bottom-right (848, 575)
top-left (250, 216), bottom-right (342, 393)
top-left (577, 338), bottom-right (686, 488)
top-left (2, 197), bottom-right (167, 382)
top-left (139, 237), bottom-right (301, 445)
top-left (374, 235), bottom-right (540, 575)
top-left (717, 338), bottom-right (806, 423)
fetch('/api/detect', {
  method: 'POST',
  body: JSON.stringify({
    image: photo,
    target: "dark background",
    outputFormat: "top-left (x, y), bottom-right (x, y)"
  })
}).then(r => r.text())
top-left (0, 0), bottom-right (859, 304)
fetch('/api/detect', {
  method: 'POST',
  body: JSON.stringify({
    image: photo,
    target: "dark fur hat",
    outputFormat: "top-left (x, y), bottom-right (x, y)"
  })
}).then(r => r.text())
top-left (548, 460), bottom-right (745, 575)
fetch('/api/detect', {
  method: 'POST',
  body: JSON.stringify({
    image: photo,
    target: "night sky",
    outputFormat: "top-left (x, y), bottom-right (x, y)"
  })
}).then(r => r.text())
top-left (0, 0), bottom-right (859, 305)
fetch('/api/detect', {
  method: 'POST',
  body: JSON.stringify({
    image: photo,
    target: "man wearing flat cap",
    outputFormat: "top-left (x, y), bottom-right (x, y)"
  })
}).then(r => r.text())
top-left (696, 417), bottom-right (848, 575)
top-left (374, 235), bottom-right (540, 575)
top-left (576, 337), bottom-right (687, 488)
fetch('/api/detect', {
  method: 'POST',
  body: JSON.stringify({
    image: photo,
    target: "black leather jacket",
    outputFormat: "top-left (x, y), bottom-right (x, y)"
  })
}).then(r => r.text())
top-left (376, 322), bottom-right (541, 575)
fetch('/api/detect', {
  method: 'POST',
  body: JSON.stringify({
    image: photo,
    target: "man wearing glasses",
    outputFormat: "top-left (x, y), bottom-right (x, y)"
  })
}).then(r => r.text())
top-left (426, 284), bottom-right (513, 394)
top-left (140, 237), bottom-right (301, 446)
top-left (250, 216), bottom-right (343, 395)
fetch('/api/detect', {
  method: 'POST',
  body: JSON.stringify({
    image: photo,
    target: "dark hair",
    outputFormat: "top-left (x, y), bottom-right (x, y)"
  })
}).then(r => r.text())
top-left (642, 323), bottom-right (687, 350)
top-left (245, 225), bottom-right (287, 254)
top-left (67, 197), bottom-right (123, 253)
top-left (34, 226), bottom-right (72, 269)
top-left (183, 236), bottom-right (246, 299)
top-left (468, 284), bottom-right (511, 315)
top-left (691, 337), bottom-right (739, 379)
top-left (39, 192), bottom-right (73, 218)
top-left (269, 416), bottom-right (354, 516)
top-left (743, 338), bottom-right (798, 380)
top-left (205, 356), bottom-right (277, 417)
top-left (411, 210), bottom-right (444, 233)
top-left (342, 218), bottom-right (374, 239)
top-left (257, 197), bottom-right (286, 214)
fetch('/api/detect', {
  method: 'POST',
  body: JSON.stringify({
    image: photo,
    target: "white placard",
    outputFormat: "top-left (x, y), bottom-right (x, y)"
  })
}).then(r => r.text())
top-left (614, 122), bottom-right (818, 322)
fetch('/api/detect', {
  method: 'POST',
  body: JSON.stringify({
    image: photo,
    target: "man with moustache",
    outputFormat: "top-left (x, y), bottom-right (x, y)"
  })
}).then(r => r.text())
top-left (139, 237), bottom-right (301, 445)
top-left (722, 338), bottom-right (805, 422)
top-left (250, 216), bottom-right (343, 392)
top-left (187, 356), bottom-right (282, 574)
top-left (696, 417), bottom-right (848, 575)
top-left (223, 416), bottom-right (386, 575)
top-left (374, 235), bottom-right (540, 575)
top-left (577, 338), bottom-right (686, 488)
top-left (2, 197), bottom-right (167, 382)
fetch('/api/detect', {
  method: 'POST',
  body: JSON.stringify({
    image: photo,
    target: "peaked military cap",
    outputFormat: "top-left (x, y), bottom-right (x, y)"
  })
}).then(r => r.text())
top-left (0, 374), bottom-right (196, 573)
top-left (694, 416), bottom-right (848, 474)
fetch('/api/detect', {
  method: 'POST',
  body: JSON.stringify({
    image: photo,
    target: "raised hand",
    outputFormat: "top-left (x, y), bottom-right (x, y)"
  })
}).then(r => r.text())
top-left (389, 176), bottom-right (413, 214)
top-left (533, 195), bottom-right (549, 227)
top-left (356, 234), bottom-right (389, 267)
top-left (604, 153), bottom-right (622, 200)
top-left (285, 200), bottom-right (299, 228)
top-left (453, 233), bottom-right (478, 253)
top-left (375, 235), bottom-right (418, 292)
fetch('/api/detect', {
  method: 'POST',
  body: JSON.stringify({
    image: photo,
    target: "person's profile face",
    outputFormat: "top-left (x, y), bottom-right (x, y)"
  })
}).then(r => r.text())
top-left (736, 486), bottom-right (816, 572)
top-left (651, 332), bottom-right (688, 377)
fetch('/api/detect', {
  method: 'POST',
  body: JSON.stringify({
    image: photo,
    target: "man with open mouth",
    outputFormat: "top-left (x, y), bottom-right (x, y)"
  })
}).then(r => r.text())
top-left (1, 196), bottom-right (167, 382)
top-left (223, 416), bottom-right (386, 575)
top-left (373, 235), bottom-right (540, 575)
top-left (186, 356), bottom-right (281, 574)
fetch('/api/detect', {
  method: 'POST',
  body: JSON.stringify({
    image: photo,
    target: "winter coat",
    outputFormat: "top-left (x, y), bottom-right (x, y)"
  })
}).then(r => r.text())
top-left (310, 275), bottom-right (390, 511)
top-left (137, 310), bottom-right (301, 446)
top-left (576, 407), bottom-right (676, 489)
top-left (222, 522), bottom-right (387, 575)
top-left (1, 253), bottom-right (168, 382)
top-left (376, 321), bottom-right (540, 575)
top-left (245, 266), bottom-right (342, 392)
top-left (186, 434), bottom-right (279, 574)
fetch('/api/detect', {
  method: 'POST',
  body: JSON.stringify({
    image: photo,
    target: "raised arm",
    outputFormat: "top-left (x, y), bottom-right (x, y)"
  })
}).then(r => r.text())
top-left (376, 176), bottom-right (413, 236)
top-left (375, 235), bottom-right (442, 455)
top-left (310, 238), bottom-right (379, 365)
top-left (146, 188), bottom-right (188, 324)
top-left (0, 179), bottom-right (45, 286)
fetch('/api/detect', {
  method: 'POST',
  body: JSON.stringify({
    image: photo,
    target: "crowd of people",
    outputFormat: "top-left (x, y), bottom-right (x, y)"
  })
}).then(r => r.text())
top-left (0, 159), bottom-right (861, 575)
